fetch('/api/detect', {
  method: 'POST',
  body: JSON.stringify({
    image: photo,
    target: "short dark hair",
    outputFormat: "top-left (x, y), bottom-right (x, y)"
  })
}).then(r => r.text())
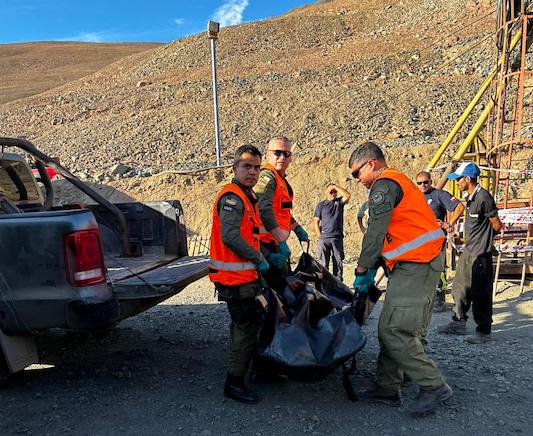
top-left (234, 144), bottom-right (261, 164)
top-left (416, 170), bottom-right (431, 180)
top-left (348, 141), bottom-right (385, 168)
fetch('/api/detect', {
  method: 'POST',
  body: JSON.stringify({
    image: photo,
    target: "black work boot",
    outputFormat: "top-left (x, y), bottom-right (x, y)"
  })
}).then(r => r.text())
top-left (407, 382), bottom-right (453, 415)
top-left (358, 384), bottom-right (402, 407)
top-left (224, 374), bottom-right (261, 404)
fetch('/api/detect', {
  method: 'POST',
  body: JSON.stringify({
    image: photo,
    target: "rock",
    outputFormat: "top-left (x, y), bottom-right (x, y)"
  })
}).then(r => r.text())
top-left (110, 163), bottom-right (131, 176)
top-left (136, 80), bottom-right (152, 87)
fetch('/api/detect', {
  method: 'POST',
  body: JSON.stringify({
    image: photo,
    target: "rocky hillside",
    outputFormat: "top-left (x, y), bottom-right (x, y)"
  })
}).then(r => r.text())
top-left (2, 0), bottom-right (522, 256)
top-left (0, 0), bottom-right (496, 172)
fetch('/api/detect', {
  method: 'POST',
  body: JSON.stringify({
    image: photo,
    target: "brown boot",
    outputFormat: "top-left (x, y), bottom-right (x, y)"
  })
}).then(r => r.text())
top-left (407, 382), bottom-right (453, 415)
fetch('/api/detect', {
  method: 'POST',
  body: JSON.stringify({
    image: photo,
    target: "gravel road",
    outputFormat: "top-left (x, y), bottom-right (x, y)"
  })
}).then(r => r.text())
top-left (1, 270), bottom-right (532, 436)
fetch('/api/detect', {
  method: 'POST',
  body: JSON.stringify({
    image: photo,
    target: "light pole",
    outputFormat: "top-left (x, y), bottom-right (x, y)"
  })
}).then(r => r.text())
top-left (208, 20), bottom-right (221, 167)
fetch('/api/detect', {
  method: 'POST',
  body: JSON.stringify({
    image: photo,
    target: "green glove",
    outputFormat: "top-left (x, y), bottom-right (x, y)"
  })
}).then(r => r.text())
top-left (267, 253), bottom-right (288, 269)
top-left (257, 259), bottom-right (270, 273)
top-left (294, 225), bottom-right (309, 242)
top-left (353, 269), bottom-right (377, 295)
top-left (278, 241), bottom-right (291, 259)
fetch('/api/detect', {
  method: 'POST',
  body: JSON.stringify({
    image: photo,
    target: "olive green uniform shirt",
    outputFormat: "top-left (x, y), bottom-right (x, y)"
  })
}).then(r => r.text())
top-left (358, 178), bottom-right (403, 269)
top-left (217, 179), bottom-right (264, 265)
top-left (253, 168), bottom-right (297, 232)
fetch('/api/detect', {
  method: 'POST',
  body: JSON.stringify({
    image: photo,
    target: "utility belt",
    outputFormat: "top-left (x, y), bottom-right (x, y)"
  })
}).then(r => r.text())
top-left (215, 281), bottom-right (261, 302)
top-left (215, 281), bottom-right (268, 323)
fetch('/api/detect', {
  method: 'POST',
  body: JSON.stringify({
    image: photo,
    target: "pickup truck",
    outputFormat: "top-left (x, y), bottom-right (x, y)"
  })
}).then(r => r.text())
top-left (0, 137), bottom-right (209, 382)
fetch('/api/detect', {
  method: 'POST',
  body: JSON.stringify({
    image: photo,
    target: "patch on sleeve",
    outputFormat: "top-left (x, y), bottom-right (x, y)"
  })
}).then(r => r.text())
top-left (370, 191), bottom-right (386, 206)
top-left (372, 202), bottom-right (393, 216)
top-left (223, 205), bottom-right (234, 212)
top-left (255, 174), bottom-right (274, 190)
top-left (225, 197), bottom-right (238, 206)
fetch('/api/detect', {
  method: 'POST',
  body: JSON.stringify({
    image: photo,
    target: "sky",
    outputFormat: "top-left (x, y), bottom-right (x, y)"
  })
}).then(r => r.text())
top-left (0, 0), bottom-right (312, 44)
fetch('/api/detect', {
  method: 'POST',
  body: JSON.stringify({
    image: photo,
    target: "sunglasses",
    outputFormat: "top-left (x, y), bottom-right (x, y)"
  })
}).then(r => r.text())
top-left (417, 180), bottom-right (430, 185)
top-left (269, 149), bottom-right (292, 158)
top-left (351, 160), bottom-right (370, 179)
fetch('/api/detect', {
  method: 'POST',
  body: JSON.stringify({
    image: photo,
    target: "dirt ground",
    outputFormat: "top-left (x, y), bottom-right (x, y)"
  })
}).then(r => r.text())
top-left (1, 265), bottom-right (531, 436)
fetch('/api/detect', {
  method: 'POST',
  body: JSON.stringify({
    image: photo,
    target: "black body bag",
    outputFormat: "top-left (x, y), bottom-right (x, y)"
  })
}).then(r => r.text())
top-left (256, 252), bottom-right (366, 384)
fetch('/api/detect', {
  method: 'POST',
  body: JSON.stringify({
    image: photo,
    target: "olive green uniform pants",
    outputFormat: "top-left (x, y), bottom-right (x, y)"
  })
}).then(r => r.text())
top-left (376, 253), bottom-right (445, 391)
top-left (217, 282), bottom-right (262, 378)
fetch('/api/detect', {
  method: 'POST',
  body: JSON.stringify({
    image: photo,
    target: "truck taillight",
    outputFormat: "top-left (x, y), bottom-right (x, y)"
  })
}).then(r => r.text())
top-left (63, 229), bottom-right (106, 287)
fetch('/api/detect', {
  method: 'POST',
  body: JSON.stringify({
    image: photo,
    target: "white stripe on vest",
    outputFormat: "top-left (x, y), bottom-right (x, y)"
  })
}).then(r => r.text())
top-left (382, 229), bottom-right (443, 260)
top-left (208, 259), bottom-right (256, 271)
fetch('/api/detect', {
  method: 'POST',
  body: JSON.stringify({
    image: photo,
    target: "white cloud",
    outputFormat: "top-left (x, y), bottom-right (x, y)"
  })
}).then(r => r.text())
top-left (174, 18), bottom-right (185, 26)
top-left (212, 0), bottom-right (249, 27)
top-left (58, 30), bottom-right (113, 42)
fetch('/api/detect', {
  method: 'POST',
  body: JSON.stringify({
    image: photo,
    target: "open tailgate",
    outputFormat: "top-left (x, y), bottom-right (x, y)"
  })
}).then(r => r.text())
top-left (110, 256), bottom-right (209, 300)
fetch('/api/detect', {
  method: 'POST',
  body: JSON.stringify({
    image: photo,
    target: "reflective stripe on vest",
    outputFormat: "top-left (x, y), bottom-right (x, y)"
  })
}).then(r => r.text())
top-left (375, 168), bottom-right (444, 270)
top-left (208, 259), bottom-right (256, 271)
top-left (279, 229), bottom-right (290, 240)
top-left (382, 228), bottom-right (444, 260)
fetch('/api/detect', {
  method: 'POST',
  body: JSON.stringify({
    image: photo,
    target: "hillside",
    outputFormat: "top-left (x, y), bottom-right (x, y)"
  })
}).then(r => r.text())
top-left (0, 41), bottom-right (162, 104)
top-left (1, 0), bottom-right (522, 256)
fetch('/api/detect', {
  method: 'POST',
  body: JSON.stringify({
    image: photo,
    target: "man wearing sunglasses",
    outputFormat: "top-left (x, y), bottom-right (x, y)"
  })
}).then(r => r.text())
top-left (348, 141), bottom-right (452, 416)
top-left (253, 136), bottom-right (309, 291)
top-left (416, 171), bottom-right (465, 311)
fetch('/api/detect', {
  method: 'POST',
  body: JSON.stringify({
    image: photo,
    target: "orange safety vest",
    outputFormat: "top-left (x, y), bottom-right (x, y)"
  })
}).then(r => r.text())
top-left (209, 183), bottom-right (261, 286)
top-left (375, 168), bottom-right (445, 270)
top-left (259, 163), bottom-right (293, 244)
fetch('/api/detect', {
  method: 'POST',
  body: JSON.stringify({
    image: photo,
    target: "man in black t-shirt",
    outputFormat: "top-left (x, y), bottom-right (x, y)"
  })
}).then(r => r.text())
top-left (313, 183), bottom-right (351, 280)
top-left (416, 171), bottom-right (464, 224)
top-left (437, 163), bottom-right (502, 344)
top-left (416, 171), bottom-right (465, 310)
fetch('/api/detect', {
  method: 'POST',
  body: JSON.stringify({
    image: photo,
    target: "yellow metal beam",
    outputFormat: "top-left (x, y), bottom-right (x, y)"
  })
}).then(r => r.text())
top-left (452, 99), bottom-right (495, 161)
top-left (426, 29), bottom-right (523, 170)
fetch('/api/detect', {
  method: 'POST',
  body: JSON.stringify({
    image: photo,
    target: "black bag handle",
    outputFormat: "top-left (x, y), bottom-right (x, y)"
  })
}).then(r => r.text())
top-left (300, 240), bottom-right (310, 254)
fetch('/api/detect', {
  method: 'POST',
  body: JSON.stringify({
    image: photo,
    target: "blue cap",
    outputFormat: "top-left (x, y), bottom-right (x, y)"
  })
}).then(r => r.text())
top-left (447, 162), bottom-right (481, 180)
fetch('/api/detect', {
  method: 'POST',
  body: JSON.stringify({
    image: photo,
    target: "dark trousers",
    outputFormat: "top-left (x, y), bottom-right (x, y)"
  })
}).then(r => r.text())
top-left (226, 299), bottom-right (261, 377)
top-left (217, 282), bottom-right (262, 378)
top-left (452, 251), bottom-right (493, 334)
top-left (317, 237), bottom-right (344, 280)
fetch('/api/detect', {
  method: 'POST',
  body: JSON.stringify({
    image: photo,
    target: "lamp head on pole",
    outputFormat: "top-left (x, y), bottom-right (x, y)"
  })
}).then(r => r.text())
top-left (207, 21), bottom-right (220, 39)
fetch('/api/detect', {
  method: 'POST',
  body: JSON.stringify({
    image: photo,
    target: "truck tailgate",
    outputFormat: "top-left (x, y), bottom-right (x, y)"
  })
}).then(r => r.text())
top-left (110, 256), bottom-right (209, 300)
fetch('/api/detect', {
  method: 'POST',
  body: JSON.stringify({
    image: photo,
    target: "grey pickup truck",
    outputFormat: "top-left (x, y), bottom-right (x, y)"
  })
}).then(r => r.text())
top-left (0, 137), bottom-right (209, 382)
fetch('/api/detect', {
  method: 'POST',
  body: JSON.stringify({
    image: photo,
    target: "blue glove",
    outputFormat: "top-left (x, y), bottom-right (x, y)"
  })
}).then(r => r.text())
top-left (257, 259), bottom-right (270, 273)
top-left (278, 241), bottom-right (291, 259)
top-left (353, 269), bottom-right (377, 295)
top-left (267, 253), bottom-right (288, 269)
top-left (294, 225), bottom-right (309, 242)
